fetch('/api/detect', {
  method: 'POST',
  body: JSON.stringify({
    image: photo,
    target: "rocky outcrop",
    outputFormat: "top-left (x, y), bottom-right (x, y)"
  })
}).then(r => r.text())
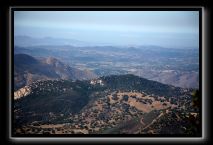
top-left (14, 86), bottom-right (31, 100)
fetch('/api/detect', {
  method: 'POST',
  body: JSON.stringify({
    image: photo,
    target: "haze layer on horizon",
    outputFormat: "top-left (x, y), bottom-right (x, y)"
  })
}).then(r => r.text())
top-left (14, 11), bottom-right (199, 48)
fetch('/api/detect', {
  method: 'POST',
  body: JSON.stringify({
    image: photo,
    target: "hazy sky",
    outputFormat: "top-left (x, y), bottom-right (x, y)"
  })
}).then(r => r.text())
top-left (14, 11), bottom-right (199, 48)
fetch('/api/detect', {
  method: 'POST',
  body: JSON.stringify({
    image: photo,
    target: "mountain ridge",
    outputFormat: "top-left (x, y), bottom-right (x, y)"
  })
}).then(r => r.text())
top-left (14, 74), bottom-right (196, 134)
top-left (15, 35), bottom-right (92, 47)
top-left (14, 54), bottom-right (97, 91)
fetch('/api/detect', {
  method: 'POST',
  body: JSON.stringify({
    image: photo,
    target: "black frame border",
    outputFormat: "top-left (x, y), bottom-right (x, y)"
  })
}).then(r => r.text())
top-left (8, 6), bottom-right (205, 144)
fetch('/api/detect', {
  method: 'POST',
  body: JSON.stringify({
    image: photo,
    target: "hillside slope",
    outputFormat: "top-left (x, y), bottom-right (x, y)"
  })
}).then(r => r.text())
top-left (14, 74), bottom-right (193, 128)
top-left (14, 54), bottom-right (97, 90)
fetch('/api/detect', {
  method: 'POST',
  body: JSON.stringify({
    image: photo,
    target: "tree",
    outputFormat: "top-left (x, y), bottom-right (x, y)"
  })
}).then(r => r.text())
top-left (191, 90), bottom-right (200, 111)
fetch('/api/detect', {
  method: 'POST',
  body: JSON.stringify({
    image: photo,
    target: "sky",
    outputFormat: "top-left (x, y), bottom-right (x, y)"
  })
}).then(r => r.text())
top-left (14, 11), bottom-right (199, 48)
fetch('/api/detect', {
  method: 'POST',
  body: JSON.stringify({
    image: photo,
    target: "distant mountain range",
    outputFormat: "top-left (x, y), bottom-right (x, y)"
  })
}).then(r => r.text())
top-left (14, 36), bottom-right (93, 47)
top-left (14, 54), bottom-right (97, 91)
top-left (14, 36), bottom-right (199, 89)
